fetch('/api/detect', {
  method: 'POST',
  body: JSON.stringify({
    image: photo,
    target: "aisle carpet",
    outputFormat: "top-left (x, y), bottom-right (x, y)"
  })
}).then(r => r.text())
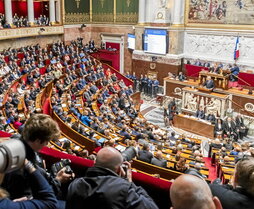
top-left (43, 98), bottom-right (50, 115)
top-left (203, 157), bottom-right (217, 181)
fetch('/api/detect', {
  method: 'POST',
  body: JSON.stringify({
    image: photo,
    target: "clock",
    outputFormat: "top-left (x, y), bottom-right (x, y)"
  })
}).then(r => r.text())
top-left (157, 12), bottom-right (164, 19)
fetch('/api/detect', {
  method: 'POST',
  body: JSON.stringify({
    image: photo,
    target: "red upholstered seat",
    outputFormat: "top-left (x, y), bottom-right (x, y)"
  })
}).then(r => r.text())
top-left (40, 147), bottom-right (171, 209)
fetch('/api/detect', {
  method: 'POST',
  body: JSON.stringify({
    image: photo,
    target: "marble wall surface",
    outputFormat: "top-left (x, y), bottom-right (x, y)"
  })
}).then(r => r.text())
top-left (184, 28), bottom-right (254, 71)
top-left (0, 35), bottom-right (62, 51)
top-left (64, 25), bottom-right (92, 44)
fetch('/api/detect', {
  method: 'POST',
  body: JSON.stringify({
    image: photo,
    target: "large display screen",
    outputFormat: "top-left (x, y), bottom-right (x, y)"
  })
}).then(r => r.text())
top-left (127, 33), bottom-right (136, 50)
top-left (143, 29), bottom-right (168, 55)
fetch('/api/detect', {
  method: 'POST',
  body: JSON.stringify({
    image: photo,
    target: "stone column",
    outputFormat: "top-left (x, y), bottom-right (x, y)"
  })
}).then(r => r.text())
top-left (138, 0), bottom-right (146, 24)
top-left (4, 0), bottom-right (13, 25)
top-left (49, 0), bottom-right (56, 24)
top-left (172, 0), bottom-right (184, 25)
top-left (27, 0), bottom-right (34, 24)
top-left (55, 0), bottom-right (61, 23)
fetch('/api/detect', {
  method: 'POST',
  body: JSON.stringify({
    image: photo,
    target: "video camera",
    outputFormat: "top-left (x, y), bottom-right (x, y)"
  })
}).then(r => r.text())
top-left (0, 139), bottom-right (26, 173)
top-left (51, 159), bottom-right (73, 177)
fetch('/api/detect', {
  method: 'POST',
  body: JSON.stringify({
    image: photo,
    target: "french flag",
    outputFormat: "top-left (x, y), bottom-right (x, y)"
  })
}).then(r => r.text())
top-left (234, 36), bottom-right (240, 60)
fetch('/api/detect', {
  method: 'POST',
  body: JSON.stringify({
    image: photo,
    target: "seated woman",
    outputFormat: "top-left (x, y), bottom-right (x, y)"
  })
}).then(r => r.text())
top-left (13, 115), bottom-right (23, 130)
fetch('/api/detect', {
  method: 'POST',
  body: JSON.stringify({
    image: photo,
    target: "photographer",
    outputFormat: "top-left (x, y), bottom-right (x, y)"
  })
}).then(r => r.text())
top-left (2, 114), bottom-right (74, 209)
top-left (66, 147), bottom-right (159, 209)
top-left (0, 159), bottom-right (57, 209)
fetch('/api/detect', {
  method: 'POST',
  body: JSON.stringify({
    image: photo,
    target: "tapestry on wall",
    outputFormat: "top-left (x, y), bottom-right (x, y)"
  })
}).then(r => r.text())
top-left (187, 0), bottom-right (254, 25)
top-left (64, 0), bottom-right (89, 24)
top-left (116, 0), bottom-right (138, 23)
top-left (92, 0), bottom-right (114, 22)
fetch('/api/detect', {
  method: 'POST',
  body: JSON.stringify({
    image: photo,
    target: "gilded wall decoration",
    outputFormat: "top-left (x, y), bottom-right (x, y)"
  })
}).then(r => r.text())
top-left (187, 0), bottom-right (254, 25)
top-left (92, 13), bottom-right (114, 22)
top-left (116, 0), bottom-right (138, 23)
top-left (65, 13), bottom-right (90, 24)
top-left (126, 0), bottom-right (131, 7)
top-left (99, 0), bottom-right (105, 8)
top-left (75, 0), bottom-right (81, 8)
top-left (64, 0), bottom-right (138, 24)
top-left (116, 12), bottom-right (138, 23)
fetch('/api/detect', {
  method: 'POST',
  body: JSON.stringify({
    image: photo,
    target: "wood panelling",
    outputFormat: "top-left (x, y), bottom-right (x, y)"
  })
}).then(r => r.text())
top-left (132, 59), bottom-right (181, 84)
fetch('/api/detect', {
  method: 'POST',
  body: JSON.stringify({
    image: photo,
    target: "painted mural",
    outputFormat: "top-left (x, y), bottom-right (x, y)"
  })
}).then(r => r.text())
top-left (187, 0), bottom-right (254, 24)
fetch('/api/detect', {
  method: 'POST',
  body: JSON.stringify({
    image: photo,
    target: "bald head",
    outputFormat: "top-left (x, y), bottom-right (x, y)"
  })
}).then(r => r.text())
top-left (155, 150), bottom-right (163, 159)
top-left (95, 147), bottom-right (123, 173)
top-left (170, 174), bottom-right (222, 209)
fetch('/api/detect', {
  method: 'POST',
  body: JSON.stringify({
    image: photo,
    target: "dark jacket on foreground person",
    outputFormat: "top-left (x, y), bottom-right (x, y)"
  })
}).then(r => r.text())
top-left (210, 184), bottom-right (254, 209)
top-left (0, 170), bottom-right (57, 209)
top-left (66, 166), bottom-right (159, 209)
top-left (2, 139), bottom-right (61, 200)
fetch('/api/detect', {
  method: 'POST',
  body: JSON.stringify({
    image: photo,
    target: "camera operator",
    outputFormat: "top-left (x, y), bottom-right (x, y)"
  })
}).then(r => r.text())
top-left (66, 147), bottom-right (158, 209)
top-left (0, 159), bottom-right (57, 209)
top-left (2, 114), bottom-right (74, 209)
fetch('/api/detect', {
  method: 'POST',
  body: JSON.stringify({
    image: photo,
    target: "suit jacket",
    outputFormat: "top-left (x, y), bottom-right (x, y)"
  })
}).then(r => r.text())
top-left (195, 110), bottom-right (205, 119)
top-left (203, 79), bottom-right (215, 89)
top-left (151, 157), bottom-right (167, 168)
top-left (66, 167), bottom-right (159, 209)
top-left (210, 184), bottom-right (254, 209)
top-left (223, 121), bottom-right (236, 133)
top-left (83, 92), bottom-right (91, 101)
top-left (178, 74), bottom-right (186, 81)
top-left (207, 114), bottom-right (216, 123)
top-left (235, 117), bottom-right (244, 127)
top-left (138, 150), bottom-right (153, 163)
top-left (215, 122), bottom-right (224, 133)
top-left (118, 98), bottom-right (125, 109)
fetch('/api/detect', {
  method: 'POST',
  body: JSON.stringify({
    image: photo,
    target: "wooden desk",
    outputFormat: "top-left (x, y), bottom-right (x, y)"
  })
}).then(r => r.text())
top-left (199, 71), bottom-right (229, 90)
top-left (182, 87), bottom-right (230, 118)
top-left (173, 114), bottom-right (214, 139)
top-left (164, 78), bottom-right (254, 117)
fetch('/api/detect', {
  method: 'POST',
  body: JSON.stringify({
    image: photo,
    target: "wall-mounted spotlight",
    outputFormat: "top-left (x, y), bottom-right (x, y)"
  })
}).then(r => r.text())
top-left (80, 24), bottom-right (86, 29)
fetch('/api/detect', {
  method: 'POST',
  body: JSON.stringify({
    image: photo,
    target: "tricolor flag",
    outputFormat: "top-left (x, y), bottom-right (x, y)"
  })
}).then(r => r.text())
top-left (234, 36), bottom-right (240, 60)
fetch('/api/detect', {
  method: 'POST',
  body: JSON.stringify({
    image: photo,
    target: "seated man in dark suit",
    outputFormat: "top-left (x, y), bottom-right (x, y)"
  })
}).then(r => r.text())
top-left (203, 76), bottom-right (215, 89)
top-left (206, 113), bottom-right (216, 124)
top-left (210, 157), bottom-right (254, 209)
top-left (235, 114), bottom-right (248, 139)
top-left (177, 72), bottom-right (186, 81)
top-left (151, 150), bottom-right (167, 168)
top-left (223, 117), bottom-right (237, 140)
top-left (195, 107), bottom-right (205, 119)
top-left (214, 119), bottom-right (224, 137)
top-left (229, 64), bottom-right (240, 82)
top-left (137, 143), bottom-right (153, 163)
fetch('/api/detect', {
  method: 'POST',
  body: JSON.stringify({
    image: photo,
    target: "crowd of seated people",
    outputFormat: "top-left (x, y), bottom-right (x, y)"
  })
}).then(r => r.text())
top-left (0, 39), bottom-right (254, 209)
top-left (40, 40), bottom-right (209, 182)
top-left (0, 13), bottom-right (50, 29)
